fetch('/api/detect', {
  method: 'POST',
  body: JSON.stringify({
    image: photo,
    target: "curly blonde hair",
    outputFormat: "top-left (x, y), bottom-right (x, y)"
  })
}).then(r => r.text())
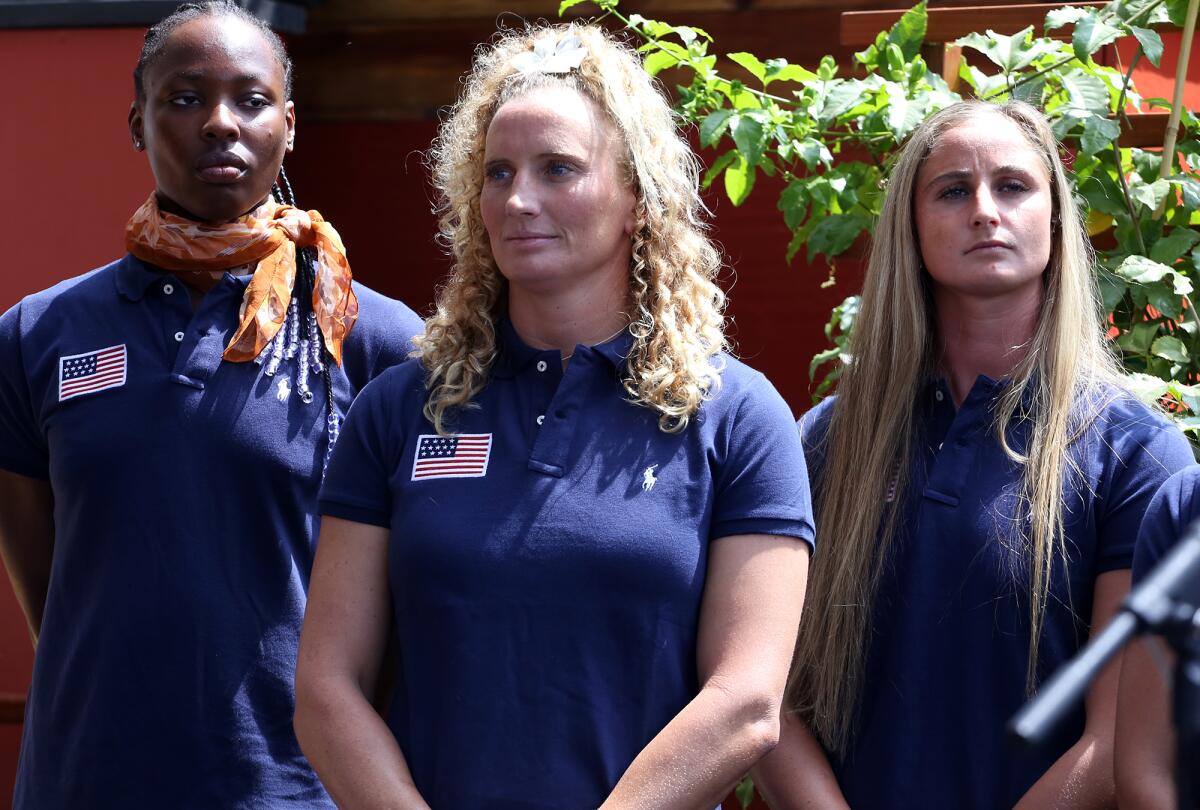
top-left (419, 23), bottom-right (726, 434)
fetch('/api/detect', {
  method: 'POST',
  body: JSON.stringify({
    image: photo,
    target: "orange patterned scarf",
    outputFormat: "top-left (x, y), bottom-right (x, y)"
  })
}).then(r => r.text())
top-left (125, 194), bottom-right (358, 365)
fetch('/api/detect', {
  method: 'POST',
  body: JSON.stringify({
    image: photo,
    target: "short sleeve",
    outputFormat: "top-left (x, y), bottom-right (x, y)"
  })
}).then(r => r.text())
top-left (1133, 464), bottom-right (1200, 584)
top-left (318, 371), bottom-right (405, 528)
top-left (0, 302), bottom-right (49, 479)
top-left (1094, 407), bottom-right (1195, 574)
top-left (710, 372), bottom-right (815, 551)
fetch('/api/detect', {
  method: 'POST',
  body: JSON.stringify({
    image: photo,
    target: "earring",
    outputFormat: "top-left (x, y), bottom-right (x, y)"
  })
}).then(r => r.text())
top-left (133, 139), bottom-right (144, 151)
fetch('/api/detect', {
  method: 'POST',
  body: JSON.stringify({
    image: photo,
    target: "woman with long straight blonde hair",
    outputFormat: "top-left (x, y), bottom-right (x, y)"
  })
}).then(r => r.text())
top-left (294, 24), bottom-right (814, 808)
top-left (754, 100), bottom-right (1193, 809)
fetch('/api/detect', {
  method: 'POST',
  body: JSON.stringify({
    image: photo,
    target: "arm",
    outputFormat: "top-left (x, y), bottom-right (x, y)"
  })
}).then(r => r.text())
top-left (294, 516), bottom-right (431, 810)
top-left (752, 711), bottom-right (850, 810)
top-left (1012, 569), bottom-right (1129, 810)
top-left (0, 469), bottom-right (54, 645)
top-left (1114, 634), bottom-right (1174, 809)
top-left (601, 534), bottom-right (810, 810)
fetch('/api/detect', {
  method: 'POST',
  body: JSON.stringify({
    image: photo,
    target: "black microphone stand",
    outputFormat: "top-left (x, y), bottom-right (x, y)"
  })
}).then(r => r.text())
top-left (1007, 525), bottom-right (1200, 808)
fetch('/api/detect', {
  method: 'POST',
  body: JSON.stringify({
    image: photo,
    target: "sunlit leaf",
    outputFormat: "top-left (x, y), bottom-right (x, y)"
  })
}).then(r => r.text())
top-left (1072, 13), bottom-right (1121, 62)
top-left (808, 214), bottom-right (871, 261)
top-left (731, 110), bottom-right (770, 165)
top-left (1151, 229), bottom-right (1200, 264)
top-left (1059, 68), bottom-right (1111, 115)
top-left (886, 1), bottom-right (928, 60)
top-left (1045, 7), bottom-right (1090, 30)
top-left (1081, 114), bottom-right (1121, 155)
top-left (1116, 254), bottom-right (1176, 283)
top-left (1153, 335), bottom-right (1190, 363)
top-left (700, 109), bottom-right (735, 148)
top-left (642, 49), bottom-right (679, 76)
top-left (701, 150), bottom-right (737, 189)
top-left (1127, 372), bottom-right (1171, 405)
top-left (763, 59), bottom-right (818, 86)
top-left (727, 51), bottom-right (766, 83)
top-left (558, 0), bottom-right (588, 15)
top-left (724, 154), bottom-right (756, 206)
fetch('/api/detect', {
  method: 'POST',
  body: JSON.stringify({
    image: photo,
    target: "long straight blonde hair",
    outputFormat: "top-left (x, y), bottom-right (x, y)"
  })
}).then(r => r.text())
top-left (787, 100), bottom-right (1124, 755)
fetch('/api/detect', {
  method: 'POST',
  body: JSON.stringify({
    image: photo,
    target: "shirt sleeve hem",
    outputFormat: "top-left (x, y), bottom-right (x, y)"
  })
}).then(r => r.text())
top-left (1095, 555), bottom-right (1134, 575)
top-left (0, 456), bottom-right (49, 481)
top-left (711, 518), bottom-right (815, 552)
top-left (318, 499), bottom-right (391, 529)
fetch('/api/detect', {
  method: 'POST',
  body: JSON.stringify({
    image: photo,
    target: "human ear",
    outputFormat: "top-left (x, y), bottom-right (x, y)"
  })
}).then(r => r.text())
top-left (284, 100), bottom-right (297, 153)
top-left (128, 102), bottom-right (145, 151)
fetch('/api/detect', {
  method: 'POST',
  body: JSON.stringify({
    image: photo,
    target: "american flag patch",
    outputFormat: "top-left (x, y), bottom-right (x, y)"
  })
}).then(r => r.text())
top-left (58, 344), bottom-right (127, 402)
top-left (411, 433), bottom-right (492, 480)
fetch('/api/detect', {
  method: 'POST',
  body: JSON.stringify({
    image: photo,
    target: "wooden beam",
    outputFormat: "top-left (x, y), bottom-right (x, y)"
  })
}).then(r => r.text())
top-left (1119, 110), bottom-right (1176, 148)
top-left (841, 2), bottom-right (1107, 46)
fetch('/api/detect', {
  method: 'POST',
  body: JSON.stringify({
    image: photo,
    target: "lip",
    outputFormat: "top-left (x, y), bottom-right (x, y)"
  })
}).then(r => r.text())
top-left (965, 239), bottom-right (1012, 254)
top-left (196, 152), bottom-right (248, 184)
top-left (506, 234), bottom-right (556, 242)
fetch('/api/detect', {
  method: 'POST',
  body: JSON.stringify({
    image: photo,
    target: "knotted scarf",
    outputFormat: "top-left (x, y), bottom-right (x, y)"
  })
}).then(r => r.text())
top-left (124, 194), bottom-right (358, 365)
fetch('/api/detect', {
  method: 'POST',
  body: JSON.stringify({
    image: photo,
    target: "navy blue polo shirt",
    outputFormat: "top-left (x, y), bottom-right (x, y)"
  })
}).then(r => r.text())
top-left (318, 319), bottom-right (815, 807)
top-left (0, 254), bottom-right (422, 809)
top-left (1134, 465), bottom-right (1200, 595)
top-left (801, 377), bottom-right (1192, 810)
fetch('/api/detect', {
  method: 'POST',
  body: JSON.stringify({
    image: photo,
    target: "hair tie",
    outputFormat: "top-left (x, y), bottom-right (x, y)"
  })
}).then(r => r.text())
top-left (510, 33), bottom-right (587, 75)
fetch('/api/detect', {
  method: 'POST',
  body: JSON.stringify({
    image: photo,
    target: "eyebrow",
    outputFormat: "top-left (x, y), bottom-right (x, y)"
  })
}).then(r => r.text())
top-left (923, 164), bottom-right (1037, 190)
top-left (170, 70), bottom-right (266, 84)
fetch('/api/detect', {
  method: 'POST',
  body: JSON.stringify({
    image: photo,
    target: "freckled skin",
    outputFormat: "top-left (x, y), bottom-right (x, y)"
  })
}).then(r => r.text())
top-left (128, 15), bottom-right (295, 224)
top-left (914, 115), bottom-right (1053, 306)
top-left (479, 85), bottom-right (636, 300)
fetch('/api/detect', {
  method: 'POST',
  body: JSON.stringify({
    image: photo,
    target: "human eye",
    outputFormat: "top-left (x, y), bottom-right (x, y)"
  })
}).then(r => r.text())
top-left (242, 94), bottom-right (272, 110)
top-left (484, 163), bottom-right (512, 183)
top-left (937, 184), bottom-right (967, 200)
top-left (546, 160), bottom-right (574, 177)
top-left (168, 92), bottom-right (202, 107)
top-left (999, 178), bottom-right (1031, 194)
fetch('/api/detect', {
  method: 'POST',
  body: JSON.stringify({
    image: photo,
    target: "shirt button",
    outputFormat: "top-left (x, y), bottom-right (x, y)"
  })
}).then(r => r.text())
top-left (163, 283), bottom-right (175, 295)
top-left (174, 331), bottom-right (185, 342)
top-left (536, 414), bottom-right (545, 426)
top-left (536, 360), bottom-right (547, 372)
top-left (935, 390), bottom-right (944, 402)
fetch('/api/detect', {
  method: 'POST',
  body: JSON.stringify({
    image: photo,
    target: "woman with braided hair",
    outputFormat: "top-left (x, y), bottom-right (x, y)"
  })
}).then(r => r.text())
top-left (295, 23), bottom-right (813, 809)
top-left (0, 3), bottom-right (421, 807)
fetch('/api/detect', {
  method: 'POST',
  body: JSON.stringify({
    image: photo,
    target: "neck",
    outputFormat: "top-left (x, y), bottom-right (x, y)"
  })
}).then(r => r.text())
top-left (507, 278), bottom-right (630, 357)
top-left (933, 285), bottom-right (1044, 406)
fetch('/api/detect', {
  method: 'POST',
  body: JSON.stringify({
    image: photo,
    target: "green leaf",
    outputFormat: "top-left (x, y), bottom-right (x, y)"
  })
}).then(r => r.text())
top-left (1153, 335), bottom-right (1190, 363)
top-left (642, 49), bottom-right (679, 77)
top-left (956, 27), bottom-right (1059, 73)
top-left (1130, 178), bottom-right (1172, 211)
top-left (727, 52), bottom-right (766, 84)
top-left (1167, 0), bottom-right (1192, 26)
top-left (1059, 68), bottom-right (1112, 115)
top-left (731, 111), bottom-right (769, 166)
top-left (558, 0), bottom-right (588, 14)
top-left (1169, 175), bottom-right (1200, 209)
top-left (1097, 269), bottom-right (1129, 312)
top-left (724, 154), bottom-right (756, 206)
top-left (885, 1), bottom-right (928, 60)
top-left (1151, 229), bottom-right (1200, 264)
top-left (819, 80), bottom-right (867, 124)
top-left (1072, 13), bottom-right (1122, 62)
top-left (796, 138), bottom-right (833, 170)
top-left (1119, 322), bottom-right (1161, 355)
top-left (808, 214), bottom-right (870, 261)
top-left (1129, 25), bottom-right (1164, 68)
top-left (699, 109), bottom-right (735, 148)
top-left (701, 150), bottom-right (737, 189)
top-left (778, 181), bottom-right (809, 230)
top-left (735, 776), bottom-right (756, 809)
top-left (1116, 254), bottom-right (1176, 284)
top-left (763, 59), bottom-right (818, 86)
top-left (1148, 283), bottom-right (1183, 319)
top-left (1080, 114), bottom-right (1121, 155)
top-left (1126, 371), bottom-right (1170, 404)
top-left (1045, 6), bottom-right (1090, 30)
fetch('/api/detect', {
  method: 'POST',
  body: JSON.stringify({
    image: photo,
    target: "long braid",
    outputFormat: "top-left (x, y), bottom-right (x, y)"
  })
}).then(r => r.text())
top-left (259, 167), bottom-right (341, 472)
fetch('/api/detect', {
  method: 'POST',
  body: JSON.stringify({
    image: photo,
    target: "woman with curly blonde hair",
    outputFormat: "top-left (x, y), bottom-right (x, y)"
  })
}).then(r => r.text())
top-left (754, 100), bottom-right (1193, 809)
top-left (295, 23), bottom-right (814, 807)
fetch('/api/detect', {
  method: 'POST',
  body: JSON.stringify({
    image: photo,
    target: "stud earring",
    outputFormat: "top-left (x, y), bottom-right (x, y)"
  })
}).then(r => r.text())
top-left (133, 139), bottom-right (144, 151)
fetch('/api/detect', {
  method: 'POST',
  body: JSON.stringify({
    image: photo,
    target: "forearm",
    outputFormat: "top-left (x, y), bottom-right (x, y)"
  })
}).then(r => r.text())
top-left (0, 470), bottom-right (54, 645)
top-left (1013, 732), bottom-right (1114, 809)
top-left (294, 673), bottom-right (430, 810)
top-left (601, 678), bottom-right (780, 810)
top-left (752, 711), bottom-right (849, 810)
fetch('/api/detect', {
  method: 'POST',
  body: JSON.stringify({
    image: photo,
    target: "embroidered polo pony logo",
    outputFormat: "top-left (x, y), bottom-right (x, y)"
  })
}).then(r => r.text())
top-left (641, 464), bottom-right (659, 492)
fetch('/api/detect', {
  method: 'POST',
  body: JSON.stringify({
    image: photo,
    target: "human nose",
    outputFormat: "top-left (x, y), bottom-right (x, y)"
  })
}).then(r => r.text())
top-left (971, 186), bottom-right (1000, 227)
top-left (504, 172), bottom-right (539, 217)
top-left (201, 103), bottom-right (239, 141)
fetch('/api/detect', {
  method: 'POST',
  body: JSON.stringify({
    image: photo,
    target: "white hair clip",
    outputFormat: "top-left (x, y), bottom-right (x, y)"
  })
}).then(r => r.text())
top-left (510, 34), bottom-right (587, 75)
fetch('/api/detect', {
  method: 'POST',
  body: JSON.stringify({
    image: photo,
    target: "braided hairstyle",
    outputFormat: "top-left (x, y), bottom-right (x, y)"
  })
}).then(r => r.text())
top-left (135, 2), bottom-right (340, 471)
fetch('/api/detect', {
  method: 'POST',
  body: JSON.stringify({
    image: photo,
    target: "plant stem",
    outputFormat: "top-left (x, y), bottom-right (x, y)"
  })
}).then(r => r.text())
top-left (1111, 46), bottom-right (1147, 255)
top-left (1153, 0), bottom-right (1200, 219)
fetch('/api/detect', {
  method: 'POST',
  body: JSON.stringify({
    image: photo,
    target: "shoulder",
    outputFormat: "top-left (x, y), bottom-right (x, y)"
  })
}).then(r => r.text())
top-left (1134, 464), bottom-right (1200, 579)
top-left (350, 281), bottom-right (424, 342)
top-left (350, 357), bottom-right (427, 412)
top-left (704, 353), bottom-right (795, 423)
top-left (797, 395), bottom-right (837, 451)
top-left (1, 259), bottom-right (124, 340)
top-left (1085, 386), bottom-right (1193, 468)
